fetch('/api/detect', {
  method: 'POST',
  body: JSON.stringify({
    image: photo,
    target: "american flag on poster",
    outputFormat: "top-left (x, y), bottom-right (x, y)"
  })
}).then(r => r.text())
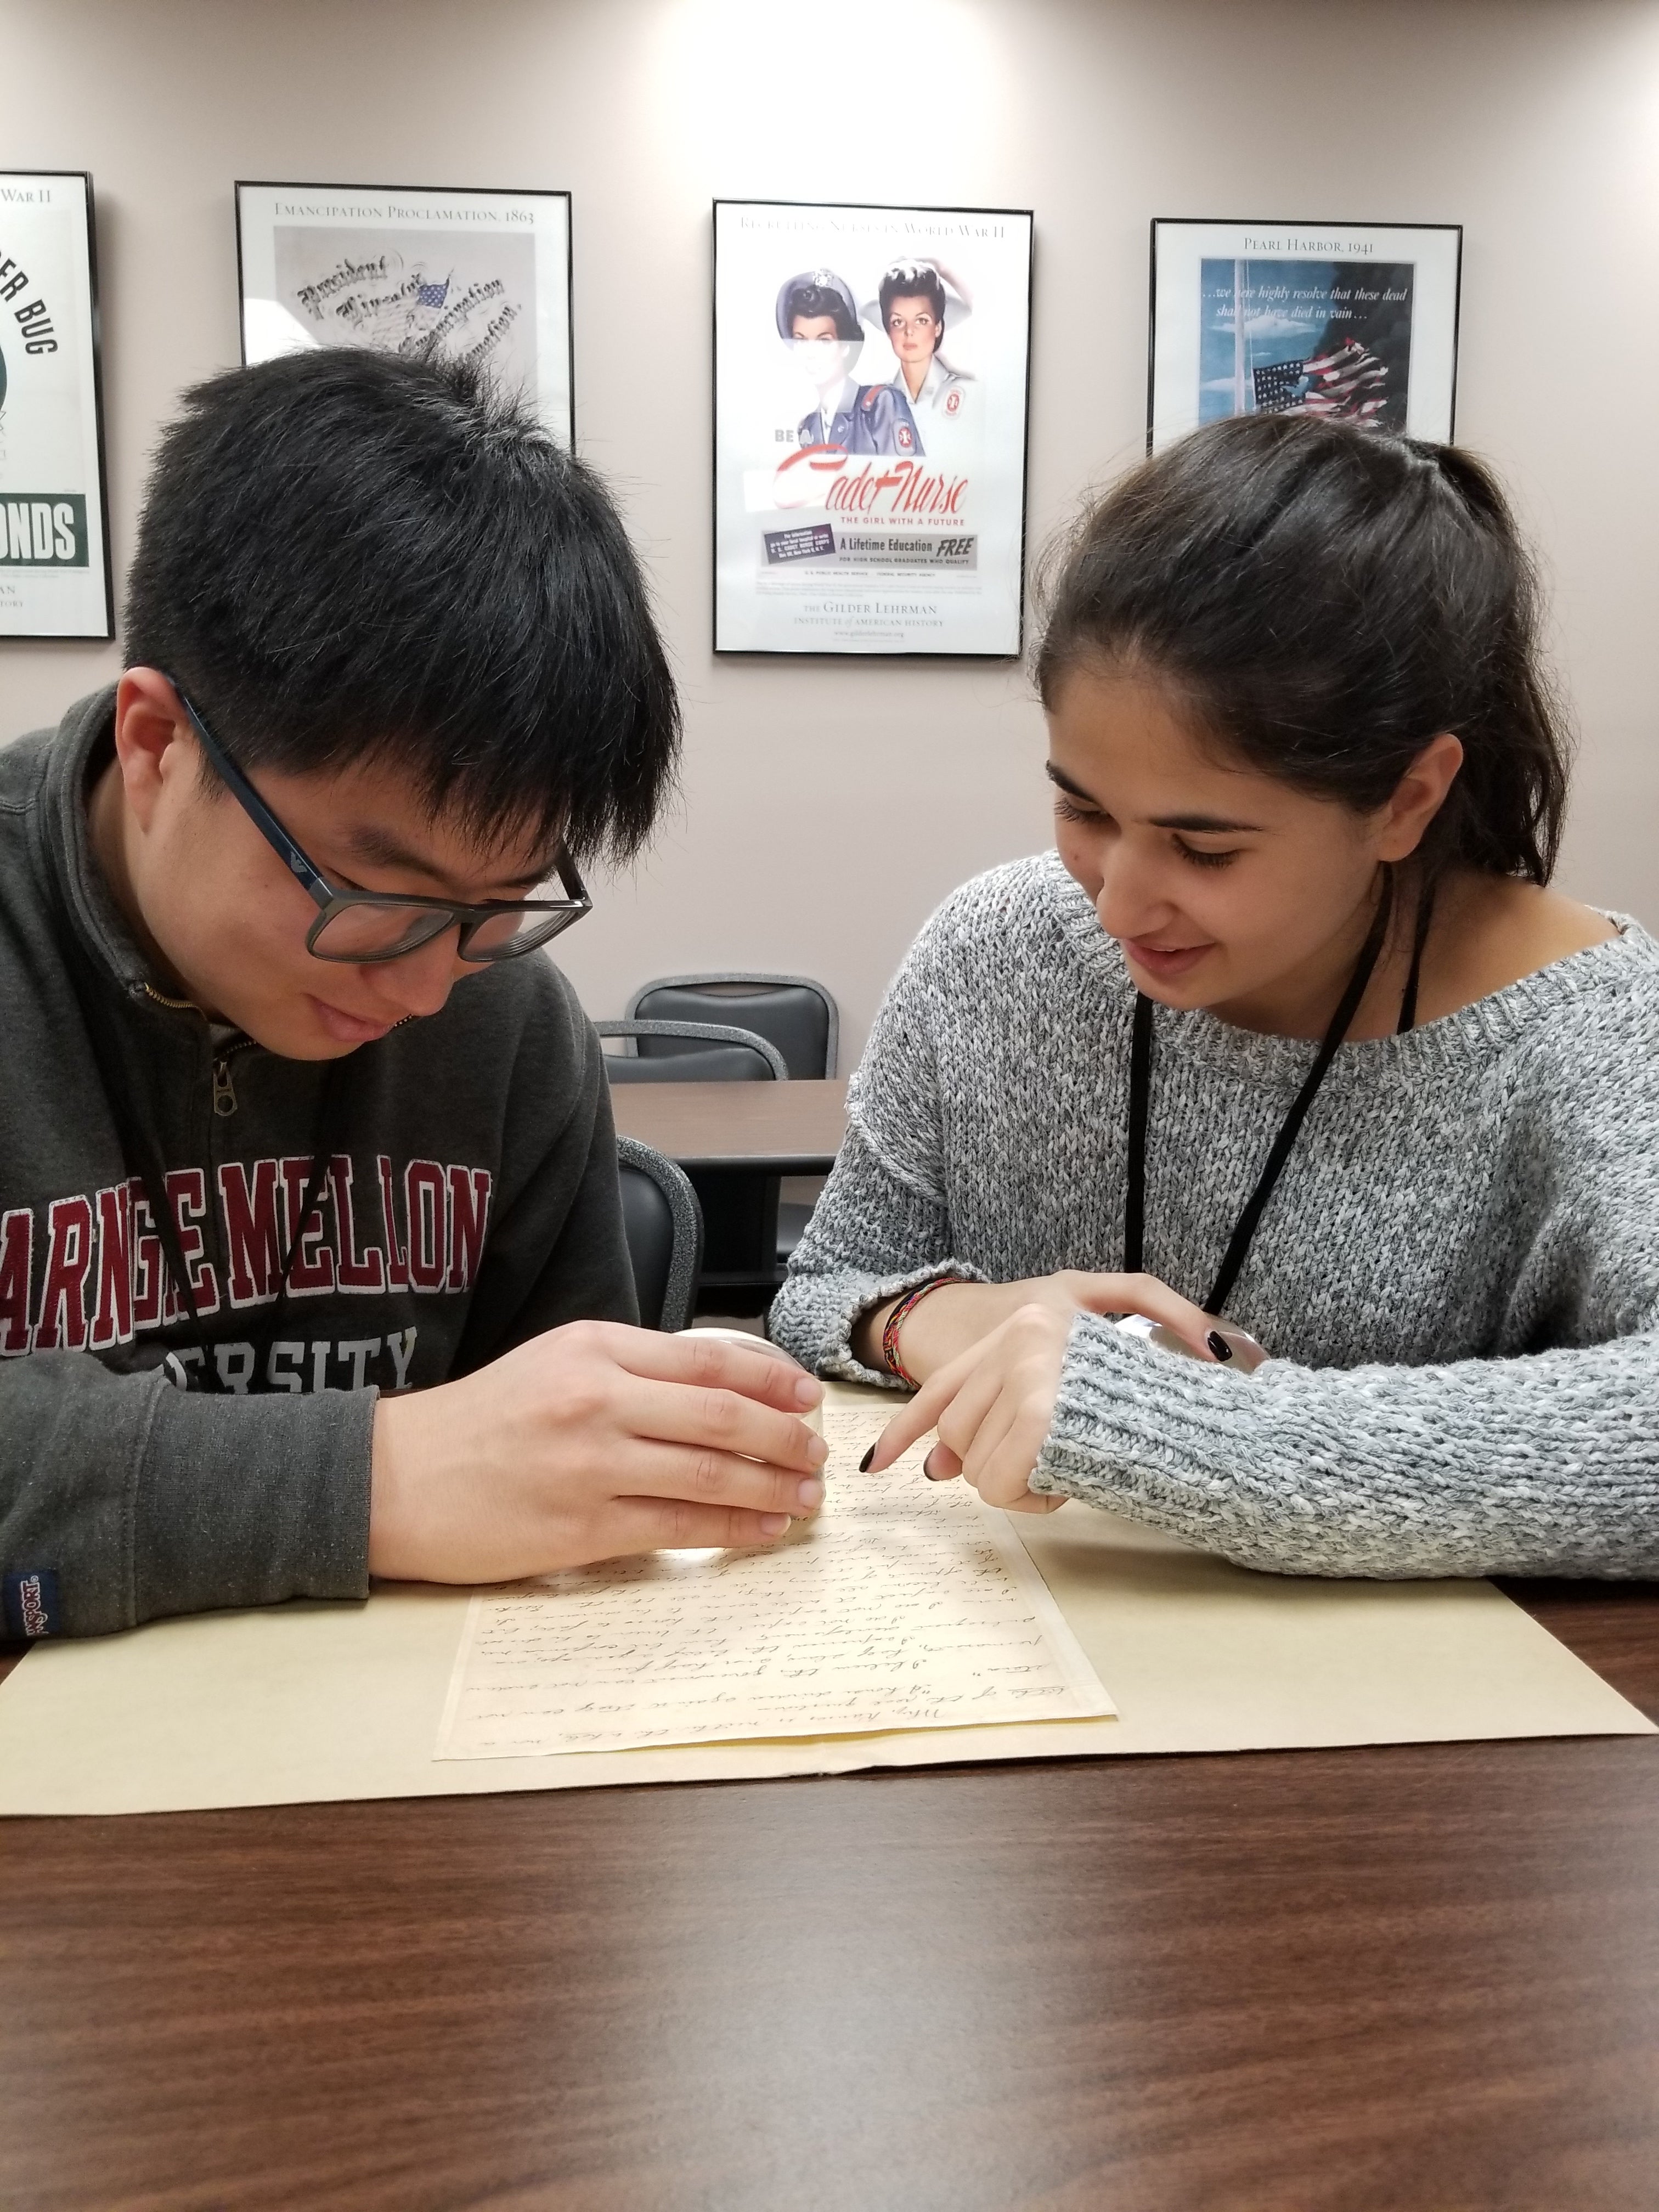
top-left (1199, 255), bottom-right (1415, 433)
top-left (1252, 344), bottom-right (1391, 424)
top-left (1299, 341), bottom-right (1391, 422)
top-left (1252, 358), bottom-right (1306, 414)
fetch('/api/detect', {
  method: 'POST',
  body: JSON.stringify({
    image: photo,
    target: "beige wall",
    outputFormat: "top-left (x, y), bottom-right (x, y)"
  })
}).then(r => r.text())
top-left (7, 0), bottom-right (1658, 1063)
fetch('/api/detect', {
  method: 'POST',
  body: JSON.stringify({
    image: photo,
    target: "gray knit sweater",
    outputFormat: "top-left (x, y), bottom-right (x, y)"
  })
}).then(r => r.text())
top-left (770, 853), bottom-right (1659, 1579)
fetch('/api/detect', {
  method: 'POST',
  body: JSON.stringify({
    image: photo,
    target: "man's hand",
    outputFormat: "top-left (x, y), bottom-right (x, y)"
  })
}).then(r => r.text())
top-left (856, 1269), bottom-right (1217, 1385)
top-left (368, 1322), bottom-right (827, 1584)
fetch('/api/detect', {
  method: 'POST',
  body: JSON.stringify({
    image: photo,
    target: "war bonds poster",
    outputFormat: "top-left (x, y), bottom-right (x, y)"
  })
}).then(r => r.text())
top-left (714, 200), bottom-right (1033, 656)
top-left (0, 172), bottom-right (112, 641)
top-left (1149, 220), bottom-right (1462, 452)
top-left (236, 183), bottom-right (573, 443)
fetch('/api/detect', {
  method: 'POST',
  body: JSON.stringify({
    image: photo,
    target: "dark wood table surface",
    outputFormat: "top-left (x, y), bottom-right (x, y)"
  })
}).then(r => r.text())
top-left (4, 1580), bottom-right (1659, 2211)
top-left (610, 1077), bottom-right (848, 1174)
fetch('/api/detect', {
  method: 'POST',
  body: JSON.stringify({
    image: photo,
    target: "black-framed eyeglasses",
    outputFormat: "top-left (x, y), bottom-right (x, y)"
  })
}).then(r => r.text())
top-left (168, 679), bottom-right (592, 965)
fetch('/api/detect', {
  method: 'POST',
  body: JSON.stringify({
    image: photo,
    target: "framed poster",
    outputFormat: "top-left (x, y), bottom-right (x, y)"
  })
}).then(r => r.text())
top-left (0, 171), bottom-right (112, 641)
top-left (1148, 219), bottom-right (1462, 453)
top-left (235, 182), bottom-right (573, 443)
top-left (714, 199), bottom-right (1034, 657)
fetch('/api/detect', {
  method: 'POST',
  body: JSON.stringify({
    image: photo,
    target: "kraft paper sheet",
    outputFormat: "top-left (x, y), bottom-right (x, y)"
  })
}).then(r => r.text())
top-left (0, 1383), bottom-right (1649, 1815)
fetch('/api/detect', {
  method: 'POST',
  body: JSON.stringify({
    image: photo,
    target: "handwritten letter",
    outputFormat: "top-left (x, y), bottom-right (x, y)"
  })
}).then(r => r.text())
top-left (435, 1398), bottom-right (1113, 1760)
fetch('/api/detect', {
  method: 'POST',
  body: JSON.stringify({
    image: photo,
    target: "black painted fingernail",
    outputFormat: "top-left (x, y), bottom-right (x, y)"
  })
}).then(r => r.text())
top-left (859, 1446), bottom-right (874, 1472)
top-left (1207, 1331), bottom-right (1233, 1363)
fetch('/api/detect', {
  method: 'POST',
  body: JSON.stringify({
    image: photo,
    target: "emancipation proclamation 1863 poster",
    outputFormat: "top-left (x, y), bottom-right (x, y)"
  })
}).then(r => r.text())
top-left (236, 182), bottom-right (573, 444)
top-left (714, 200), bottom-right (1033, 657)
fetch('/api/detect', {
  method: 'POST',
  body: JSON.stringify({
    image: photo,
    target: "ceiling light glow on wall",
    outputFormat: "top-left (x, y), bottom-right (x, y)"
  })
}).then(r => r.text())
top-left (653, 0), bottom-right (1007, 184)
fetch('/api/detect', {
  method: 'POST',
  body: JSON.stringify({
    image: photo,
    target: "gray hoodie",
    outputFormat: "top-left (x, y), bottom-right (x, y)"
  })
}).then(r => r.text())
top-left (0, 689), bottom-right (635, 1639)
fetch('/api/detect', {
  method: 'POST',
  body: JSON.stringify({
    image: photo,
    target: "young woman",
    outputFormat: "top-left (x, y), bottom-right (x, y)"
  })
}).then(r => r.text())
top-left (770, 413), bottom-right (1659, 1578)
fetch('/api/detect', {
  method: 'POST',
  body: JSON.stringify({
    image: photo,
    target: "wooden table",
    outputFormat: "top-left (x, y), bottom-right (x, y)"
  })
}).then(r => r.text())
top-left (4, 1579), bottom-right (1659, 2209)
top-left (610, 1076), bottom-right (848, 1175)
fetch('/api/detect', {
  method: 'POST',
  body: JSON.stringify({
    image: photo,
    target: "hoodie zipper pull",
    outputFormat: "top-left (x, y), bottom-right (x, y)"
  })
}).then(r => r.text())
top-left (212, 1056), bottom-right (238, 1119)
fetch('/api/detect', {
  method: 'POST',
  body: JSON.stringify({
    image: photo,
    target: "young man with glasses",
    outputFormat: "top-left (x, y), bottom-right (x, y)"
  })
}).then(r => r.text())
top-left (0, 347), bottom-right (825, 1644)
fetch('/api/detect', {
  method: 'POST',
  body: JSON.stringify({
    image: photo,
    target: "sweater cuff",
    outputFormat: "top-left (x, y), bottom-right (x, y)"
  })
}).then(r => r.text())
top-left (133, 1383), bottom-right (376, 1627)
top-left (1031, 1310), bottom-right (1257, 1509)
top-left (810, 1259), bottom-right (988, 1389)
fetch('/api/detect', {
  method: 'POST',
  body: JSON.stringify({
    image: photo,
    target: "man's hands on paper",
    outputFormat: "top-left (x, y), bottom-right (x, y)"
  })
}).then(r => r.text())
top-left (369, 1323), bottom-right (827, 1584)
top-left (863, 1271), bottom-right (1218, 1512)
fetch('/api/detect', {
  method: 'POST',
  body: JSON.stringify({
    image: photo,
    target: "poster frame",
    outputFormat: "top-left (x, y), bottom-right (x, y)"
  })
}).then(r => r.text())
top-left (0, 169), bottom-right (115, 642)
top-left (712, 195), bottom-right (1036, 661)
top-left (234, 179), bottom-right (575, 446)
top-left (1146, 216), bottom-right (1463, 454)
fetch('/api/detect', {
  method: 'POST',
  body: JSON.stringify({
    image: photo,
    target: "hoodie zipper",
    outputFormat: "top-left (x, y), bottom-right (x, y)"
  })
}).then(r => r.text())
top-left (139, 984), bottom-right (254, 1120)
top-left (211, 1037), bottom-right (257, 1119)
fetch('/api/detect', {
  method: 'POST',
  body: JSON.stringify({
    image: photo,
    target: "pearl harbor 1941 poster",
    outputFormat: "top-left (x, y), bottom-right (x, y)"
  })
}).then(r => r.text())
top-left (1149, 219), bottom-right (1462, 454)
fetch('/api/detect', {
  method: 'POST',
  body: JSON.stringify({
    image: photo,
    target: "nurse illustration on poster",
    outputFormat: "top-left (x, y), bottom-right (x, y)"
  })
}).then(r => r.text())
top-left (777, 268), bottom-right (922, 456)
top-left (866, 259), bottom-right (977, 455)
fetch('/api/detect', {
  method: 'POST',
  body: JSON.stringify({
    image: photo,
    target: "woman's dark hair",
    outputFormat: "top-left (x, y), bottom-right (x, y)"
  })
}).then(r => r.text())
top-left (878, 263), bottom-right (946, 344)
top-left (1034, 414), bottom-right (1571, 883)
top-left (785, 280), bottom-right (861, 343)
top-left (124, 347), bottom-right (680, 865)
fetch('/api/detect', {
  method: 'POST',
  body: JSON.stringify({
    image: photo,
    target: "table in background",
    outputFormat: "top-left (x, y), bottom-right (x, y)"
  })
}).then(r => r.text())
top-left (609, 1075), bottom-right (848, 1176)
top-left (4, 1579), bottom-right (1659, 2209)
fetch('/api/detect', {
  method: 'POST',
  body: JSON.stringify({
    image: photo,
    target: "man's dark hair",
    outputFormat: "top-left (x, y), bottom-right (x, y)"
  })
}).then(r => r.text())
top-left (878, 264), bottom-right (946, 348)
top-left (785, 282), bottom-right (860, 343)
top-left (123, 347), bottom-right (679, 864)
top-left (1035, 413), bottom-right (1571, 884)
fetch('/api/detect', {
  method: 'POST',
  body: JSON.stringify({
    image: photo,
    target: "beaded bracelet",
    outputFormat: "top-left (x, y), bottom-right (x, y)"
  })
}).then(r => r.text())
top-left (881, 1275), bottom-right (964, 1389)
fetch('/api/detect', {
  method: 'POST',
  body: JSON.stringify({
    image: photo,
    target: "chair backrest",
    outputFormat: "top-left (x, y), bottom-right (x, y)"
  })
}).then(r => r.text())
top-left (596, 1019), bottom-right (787, 1086)
top-left (616, 1136), bottom-right (703, 1331)
top-left (627, 974), bottom-right (838, 1079)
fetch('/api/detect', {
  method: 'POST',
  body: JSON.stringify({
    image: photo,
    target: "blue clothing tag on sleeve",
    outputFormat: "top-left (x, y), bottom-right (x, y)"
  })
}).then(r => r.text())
top-left (3, 1568), bottom-right (61, 1641)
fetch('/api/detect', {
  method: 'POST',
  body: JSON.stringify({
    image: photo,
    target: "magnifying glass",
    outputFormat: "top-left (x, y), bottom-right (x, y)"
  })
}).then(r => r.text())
top-left (1113, 1312), bottom-right (1270, 1374)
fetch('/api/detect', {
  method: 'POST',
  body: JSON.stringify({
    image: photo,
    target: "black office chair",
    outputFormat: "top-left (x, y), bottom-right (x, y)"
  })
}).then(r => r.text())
top-left (616, 1136), bottom-right (703, 1332)
top-left (624, 974), bottom-right (838, 1079)
top-left (600, 1020), bottom-right (786, 1314)
top-left (625, 975), bottom-right (839, 1273)
top-left (596, 1019), bottom-right (788, 1085)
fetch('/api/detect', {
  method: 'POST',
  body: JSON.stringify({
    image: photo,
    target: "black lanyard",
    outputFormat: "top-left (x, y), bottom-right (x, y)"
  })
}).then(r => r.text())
top-left (1122, 873), bottom-right (1428, 1317)
top-left (55, 888), bottom-right (346, 1388)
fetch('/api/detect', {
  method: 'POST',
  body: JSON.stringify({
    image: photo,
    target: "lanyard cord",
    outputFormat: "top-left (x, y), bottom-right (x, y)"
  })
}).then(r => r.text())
top-left (55, 898), bottom-right (346, 1386)
top-left (1123, 869), bottom-right (1402, 1316)
top-left (1397, 878), bottom-right (1436, 1036)
top-left (65, 934), bottom-right (216, 1359)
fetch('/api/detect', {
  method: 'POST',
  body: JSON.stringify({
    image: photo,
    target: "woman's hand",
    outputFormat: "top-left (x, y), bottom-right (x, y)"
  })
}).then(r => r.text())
top-left (864, 1302), bottom-right (1076, 1511)
top-left (857, 1268), bottom-right (1217, 1386)
top-left (865, 1275), bottom-right (1225, 1513)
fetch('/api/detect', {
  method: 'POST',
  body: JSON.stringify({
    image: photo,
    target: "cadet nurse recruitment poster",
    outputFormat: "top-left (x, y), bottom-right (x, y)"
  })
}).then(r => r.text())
top-left (0, 173), bottom-right (113, 641)
top-left (713, 200), bottom-right (1034, 657)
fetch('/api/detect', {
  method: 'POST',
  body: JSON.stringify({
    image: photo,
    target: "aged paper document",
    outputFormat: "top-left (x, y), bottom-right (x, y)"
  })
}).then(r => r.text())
top-left (435, 1399), bottom-right (1113, 1759)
